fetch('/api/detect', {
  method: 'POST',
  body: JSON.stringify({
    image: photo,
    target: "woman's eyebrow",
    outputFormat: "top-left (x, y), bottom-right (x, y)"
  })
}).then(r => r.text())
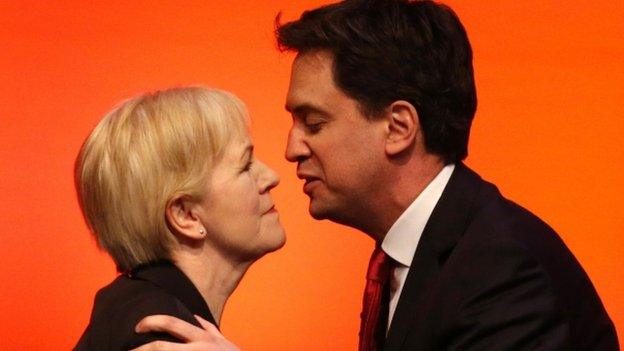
top-left (240, 144), bottom-right (254, 163)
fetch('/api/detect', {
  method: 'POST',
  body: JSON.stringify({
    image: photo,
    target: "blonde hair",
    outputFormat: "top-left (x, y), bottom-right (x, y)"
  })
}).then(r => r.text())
top-left (75, 86), bottom-right (248, 271)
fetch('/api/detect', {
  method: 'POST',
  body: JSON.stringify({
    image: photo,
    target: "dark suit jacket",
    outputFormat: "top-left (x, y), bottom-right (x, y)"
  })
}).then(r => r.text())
top-left (384, 164), bottom-right (619, 350)
top-left (74, 261), bottom-right (216, 351)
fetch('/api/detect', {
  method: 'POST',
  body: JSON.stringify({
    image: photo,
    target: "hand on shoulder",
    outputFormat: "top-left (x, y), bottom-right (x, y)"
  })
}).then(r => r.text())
top-left (130, 314), bottom-right (241, 351)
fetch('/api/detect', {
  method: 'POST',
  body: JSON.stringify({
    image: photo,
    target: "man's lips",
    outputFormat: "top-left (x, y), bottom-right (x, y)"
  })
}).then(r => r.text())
top-left (297, 172), bottom-right (321, 195)
top-left (302, 178), bottom-right (321, 195)
top-left (297, 172), bottom-right (319, 180)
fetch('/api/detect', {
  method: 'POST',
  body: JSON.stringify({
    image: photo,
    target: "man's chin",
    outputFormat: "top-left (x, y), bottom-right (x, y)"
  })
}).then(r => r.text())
top-left (308, 201), bottom-right (330, 220)
top-left (308, 207), bottom-right (327, 220)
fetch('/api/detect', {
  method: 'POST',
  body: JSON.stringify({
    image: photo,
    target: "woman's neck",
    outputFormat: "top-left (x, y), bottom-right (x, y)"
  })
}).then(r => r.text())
top-left (172, 248), bottom-right (251, 323)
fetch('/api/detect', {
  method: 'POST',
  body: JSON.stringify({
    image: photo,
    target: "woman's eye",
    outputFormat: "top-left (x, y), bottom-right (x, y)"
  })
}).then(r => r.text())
top-left (242, 160), bottom-right (253, 172)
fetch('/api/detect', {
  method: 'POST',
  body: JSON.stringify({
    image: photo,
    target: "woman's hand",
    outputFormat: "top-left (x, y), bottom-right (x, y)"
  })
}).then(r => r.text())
top-left (130, 314), bottom-right (241, 351)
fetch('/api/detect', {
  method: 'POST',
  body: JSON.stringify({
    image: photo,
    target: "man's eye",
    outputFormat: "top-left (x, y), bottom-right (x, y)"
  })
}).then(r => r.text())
top-left (306, 122), bottom-right (324, 133)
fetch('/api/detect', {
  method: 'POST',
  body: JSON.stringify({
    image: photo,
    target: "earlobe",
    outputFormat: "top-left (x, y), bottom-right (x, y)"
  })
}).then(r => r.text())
top-left (385, 101), bottom-right (419, 156)
top-left (165, 196), bottom-right (206, 241)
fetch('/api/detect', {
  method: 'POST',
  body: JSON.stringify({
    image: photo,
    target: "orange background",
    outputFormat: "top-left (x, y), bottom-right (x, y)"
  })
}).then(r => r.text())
top-left (1, 1), bottom-right (622, 349)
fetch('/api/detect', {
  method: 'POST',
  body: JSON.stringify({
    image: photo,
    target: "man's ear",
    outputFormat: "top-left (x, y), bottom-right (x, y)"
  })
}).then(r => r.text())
top-left (165, 195), bottom-right (206, 241)
top-left (385, 101), bottom-right (420, 156)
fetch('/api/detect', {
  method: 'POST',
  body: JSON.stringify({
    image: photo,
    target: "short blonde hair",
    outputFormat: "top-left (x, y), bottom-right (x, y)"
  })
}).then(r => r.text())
top-left (75, 87), bottom-right (248, 271)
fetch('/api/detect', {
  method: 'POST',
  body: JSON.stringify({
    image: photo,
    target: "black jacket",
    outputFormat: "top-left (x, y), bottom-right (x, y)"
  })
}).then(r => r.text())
top-left (384, 164), bottom-right (618, 350)
top-left (75, 261), bottom-right (216, 350)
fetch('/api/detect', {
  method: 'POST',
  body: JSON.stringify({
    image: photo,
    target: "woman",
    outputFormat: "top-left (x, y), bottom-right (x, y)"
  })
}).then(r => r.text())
top-left (74, 87), bottom-right (284, 350)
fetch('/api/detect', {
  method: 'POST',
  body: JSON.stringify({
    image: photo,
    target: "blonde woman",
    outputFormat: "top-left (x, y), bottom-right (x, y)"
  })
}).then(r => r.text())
top-left (74, 87), bottom-right (283, 350)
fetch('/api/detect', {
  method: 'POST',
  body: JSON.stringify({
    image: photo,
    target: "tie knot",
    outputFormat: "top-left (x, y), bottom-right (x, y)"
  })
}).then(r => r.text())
top-left (366, 247), bottom-right (392, 282)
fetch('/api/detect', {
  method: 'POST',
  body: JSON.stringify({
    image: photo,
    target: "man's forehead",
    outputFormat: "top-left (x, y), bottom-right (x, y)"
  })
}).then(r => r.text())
top-left (293, 49), bottom-right (333, 68)
top-left (286, 50), bottom-right (335, 110)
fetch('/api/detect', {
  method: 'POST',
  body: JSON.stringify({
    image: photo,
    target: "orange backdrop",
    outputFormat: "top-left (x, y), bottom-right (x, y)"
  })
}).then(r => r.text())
top-left (1, 1), bottom-right (622, 349)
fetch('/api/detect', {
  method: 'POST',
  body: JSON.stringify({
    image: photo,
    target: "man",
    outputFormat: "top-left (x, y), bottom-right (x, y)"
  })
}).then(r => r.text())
top-left (132, 0), bottom-right (619, 350)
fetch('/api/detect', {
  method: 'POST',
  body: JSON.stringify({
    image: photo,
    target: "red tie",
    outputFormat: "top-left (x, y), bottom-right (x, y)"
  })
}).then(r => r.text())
top-left (359, 246), bottom-right (393, 351)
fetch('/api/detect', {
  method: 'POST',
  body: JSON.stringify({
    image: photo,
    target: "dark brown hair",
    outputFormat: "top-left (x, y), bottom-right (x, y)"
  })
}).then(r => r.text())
top-left (276, 0), bottom-right (477, 163)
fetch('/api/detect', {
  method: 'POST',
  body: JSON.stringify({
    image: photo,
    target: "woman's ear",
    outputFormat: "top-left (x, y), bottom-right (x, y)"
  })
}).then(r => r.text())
top-left (165, 195), bottom-right (206, 241)
top-left (384, 101), bottom-right (420, 156)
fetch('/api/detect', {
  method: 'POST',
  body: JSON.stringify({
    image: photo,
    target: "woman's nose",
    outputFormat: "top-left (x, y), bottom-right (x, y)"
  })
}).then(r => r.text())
top-left (257, 160), bottom-right (280, 193)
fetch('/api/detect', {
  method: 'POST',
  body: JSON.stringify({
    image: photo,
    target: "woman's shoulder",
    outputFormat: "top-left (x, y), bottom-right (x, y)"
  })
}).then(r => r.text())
top-left (75, 274), bottom-right (197, 351)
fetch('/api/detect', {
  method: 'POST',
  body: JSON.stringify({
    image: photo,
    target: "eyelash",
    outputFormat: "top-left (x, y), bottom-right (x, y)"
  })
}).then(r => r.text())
top-left (306, 122), bottom-right (325, 134)
top-left (242, 159), bottom-right (253, 172)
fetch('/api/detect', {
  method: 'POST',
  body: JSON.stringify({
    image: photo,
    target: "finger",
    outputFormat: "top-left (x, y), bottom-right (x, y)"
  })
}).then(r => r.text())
top-left (129, 340), bottom-right (189, 351)
top-left (193, 315), bottom-right (222, 338)
top-left (135, 315), bottom-right (209, 342)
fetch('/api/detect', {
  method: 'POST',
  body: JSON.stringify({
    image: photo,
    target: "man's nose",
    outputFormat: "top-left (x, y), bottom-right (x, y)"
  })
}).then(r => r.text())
top-left (285, 126), bottom-right (310, 163)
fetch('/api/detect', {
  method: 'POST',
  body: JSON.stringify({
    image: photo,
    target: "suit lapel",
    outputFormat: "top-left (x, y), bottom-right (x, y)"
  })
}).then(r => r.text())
top-left (384, 163), bottom-right (485, 350)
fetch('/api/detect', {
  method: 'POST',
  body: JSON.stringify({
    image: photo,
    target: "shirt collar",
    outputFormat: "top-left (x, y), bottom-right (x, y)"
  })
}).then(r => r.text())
top-left (381, 164), bottom-right (455, 267)
top-left (129, 260), bottom-right (217, 327)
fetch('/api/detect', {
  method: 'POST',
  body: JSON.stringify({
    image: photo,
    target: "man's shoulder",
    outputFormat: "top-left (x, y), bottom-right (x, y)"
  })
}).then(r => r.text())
top-left (436, 178), bottom-right (617, 349)
top-left (453, 182), bottom-right (587, 292)
top-left (459, 181), bottom-right (586, 275)
top-left (447, 165), bottom-right (567, 255)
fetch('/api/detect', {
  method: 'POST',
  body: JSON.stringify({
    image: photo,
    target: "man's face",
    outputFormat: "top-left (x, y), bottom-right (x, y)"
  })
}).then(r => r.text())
top-left (285, 50), bottom-right (386, 225)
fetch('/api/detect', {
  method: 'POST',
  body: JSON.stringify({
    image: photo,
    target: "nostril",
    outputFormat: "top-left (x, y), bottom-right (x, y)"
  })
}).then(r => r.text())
top-left (285, 151), bottom-right (306, 163)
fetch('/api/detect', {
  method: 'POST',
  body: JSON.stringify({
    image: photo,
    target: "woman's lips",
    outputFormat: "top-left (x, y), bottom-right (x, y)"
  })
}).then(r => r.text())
top-left (264, 205), bottom-right (277, 214)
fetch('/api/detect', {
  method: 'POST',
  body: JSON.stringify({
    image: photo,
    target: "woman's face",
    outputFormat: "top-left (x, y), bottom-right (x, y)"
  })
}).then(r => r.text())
top-left (195, 133), bottom-right (285, 262)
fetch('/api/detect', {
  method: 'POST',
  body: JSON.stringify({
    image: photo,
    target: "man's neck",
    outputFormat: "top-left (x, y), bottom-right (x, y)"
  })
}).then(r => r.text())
top-left (363, 156), bottom-right (446, 242)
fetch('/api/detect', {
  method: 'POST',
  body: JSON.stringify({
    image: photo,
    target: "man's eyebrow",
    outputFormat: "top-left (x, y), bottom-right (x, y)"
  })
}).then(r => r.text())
top-left (285, 103), bottom-right (329, 118)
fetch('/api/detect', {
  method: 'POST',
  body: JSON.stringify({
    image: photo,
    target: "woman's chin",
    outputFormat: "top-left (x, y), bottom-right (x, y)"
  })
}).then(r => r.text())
top-left (263, 227), bottom-right (287, 254)
top-left (253, 227), bottom-right (287, 259)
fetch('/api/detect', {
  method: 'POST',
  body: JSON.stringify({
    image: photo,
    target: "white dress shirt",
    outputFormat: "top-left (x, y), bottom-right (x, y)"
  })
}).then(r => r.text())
top-left (381, 164), bottom-right (455, 331)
